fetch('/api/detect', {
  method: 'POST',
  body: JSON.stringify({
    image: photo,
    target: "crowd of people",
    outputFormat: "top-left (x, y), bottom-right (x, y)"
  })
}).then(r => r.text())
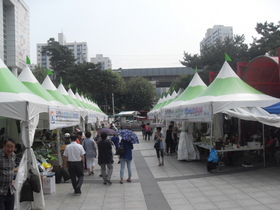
top-left (61, 125), bottom-right (134, 195)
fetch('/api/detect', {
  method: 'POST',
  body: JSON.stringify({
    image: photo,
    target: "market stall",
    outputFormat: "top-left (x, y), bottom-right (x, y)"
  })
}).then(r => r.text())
top-left (160, 61), bottom-right (280, 165)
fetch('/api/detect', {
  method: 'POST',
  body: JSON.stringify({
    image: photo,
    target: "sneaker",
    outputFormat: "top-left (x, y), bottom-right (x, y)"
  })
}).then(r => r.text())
top-left (158, 163), bottom-right (161, 166)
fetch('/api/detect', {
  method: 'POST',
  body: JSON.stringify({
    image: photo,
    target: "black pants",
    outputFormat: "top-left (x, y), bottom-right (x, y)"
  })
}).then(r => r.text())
top-left (0, 188), bottom-right (14, 210)
top-left (166, 142), bottom-right (174, 154)
top-left (68, 161), bottom-right (84, 191)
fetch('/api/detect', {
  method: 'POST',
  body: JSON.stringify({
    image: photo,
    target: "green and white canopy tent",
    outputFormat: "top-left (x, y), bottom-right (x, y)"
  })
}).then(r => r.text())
top-left (41, 76), bottom-right (80, 129)
top-left (157, 72), bottom-right (208, 161)
top-left (0, 59), bottom-right (48, 210)
top-left (160, 72), bottom-right (208, 121)
top-left (162, 61), bottom-right (280, 123)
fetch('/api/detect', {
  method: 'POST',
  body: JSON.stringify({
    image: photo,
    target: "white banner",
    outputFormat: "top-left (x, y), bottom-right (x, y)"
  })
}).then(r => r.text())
top-left (49, 106), bottom-right (80, 129)
top-left (163, 103), bottom-right (212, 122)
top-left (88, 111), bottom-right (97, 124)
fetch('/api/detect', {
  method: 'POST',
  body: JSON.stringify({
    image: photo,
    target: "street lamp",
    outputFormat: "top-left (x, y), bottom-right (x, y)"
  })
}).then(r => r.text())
top-left (112, 92), bottom-right (115, 120)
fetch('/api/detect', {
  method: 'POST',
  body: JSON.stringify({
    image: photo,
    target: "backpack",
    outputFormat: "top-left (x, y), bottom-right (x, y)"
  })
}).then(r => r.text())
top-left (145, 125), bottom-right (150, 132)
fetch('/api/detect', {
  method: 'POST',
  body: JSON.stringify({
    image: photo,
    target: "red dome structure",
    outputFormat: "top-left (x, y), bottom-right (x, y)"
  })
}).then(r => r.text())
top-left (242, 55), bottom-right (280, 98)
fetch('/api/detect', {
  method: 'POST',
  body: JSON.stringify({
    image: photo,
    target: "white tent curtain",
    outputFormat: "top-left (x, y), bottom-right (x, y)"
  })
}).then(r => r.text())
top-left (15, 113), bottom-right (45, 210)
top-left (223, 107), bottom-right (280, 127)
top-left (177, 122), bottom-right (200, 160)
top-left (213, 113), bottom-right (223, 140)
top-left (177, 122), bottom-right (187, 160)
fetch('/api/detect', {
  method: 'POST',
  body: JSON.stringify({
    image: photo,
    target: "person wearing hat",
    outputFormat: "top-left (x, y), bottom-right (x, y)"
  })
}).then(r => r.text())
top-left (63, 135), bottom-right (85, 194)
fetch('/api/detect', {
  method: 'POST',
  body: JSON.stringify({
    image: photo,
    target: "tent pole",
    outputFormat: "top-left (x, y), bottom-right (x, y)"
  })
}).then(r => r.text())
top-left (238, 118), bottom-right (241, 145)
top-left (262, 123), bottom-right (265, 167)
top-left (56, 128), bottom-right (62, 166)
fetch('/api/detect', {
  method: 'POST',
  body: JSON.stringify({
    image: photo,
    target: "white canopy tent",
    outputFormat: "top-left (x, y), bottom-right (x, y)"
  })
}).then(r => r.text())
top-left (0, 59), bottom-right (50, 210)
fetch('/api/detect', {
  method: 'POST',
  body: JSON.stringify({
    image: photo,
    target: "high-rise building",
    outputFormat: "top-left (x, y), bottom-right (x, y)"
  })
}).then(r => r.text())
top-left (200, 25), bottom-right (233, 51)
top-left (90, 54), bottom-right (112, 70)
top-left (37, 33), bottom-right (88, 69)
top-left (0, 0), bottom-right (30, 76)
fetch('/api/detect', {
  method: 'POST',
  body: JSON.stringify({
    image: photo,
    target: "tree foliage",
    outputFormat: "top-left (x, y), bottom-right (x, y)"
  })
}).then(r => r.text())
top-left (179, 21), bottom-right (280, 86)
top-left (32, 64), bottom-right (47, 84)
top-left (123, 76), bottom-right (156, 111)
top-left (170, 75), bottom-right (193, 92)
top-left (38, 37), bottom-right (158, 113)
top-left (249, 21), bottom-right (280, 57)
top-left (41, 38), bottom-right (76, 84)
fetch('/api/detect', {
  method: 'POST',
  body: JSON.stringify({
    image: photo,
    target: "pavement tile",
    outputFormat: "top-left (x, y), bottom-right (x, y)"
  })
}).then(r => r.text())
top-left (43, 131), bottom-right (280, 210)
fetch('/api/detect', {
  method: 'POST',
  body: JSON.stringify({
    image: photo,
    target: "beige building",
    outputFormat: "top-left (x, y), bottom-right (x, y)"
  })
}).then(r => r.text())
top-left (90, 54), bottom-right (112, 70)
top-left (37, 33), bottom-right (88, 69)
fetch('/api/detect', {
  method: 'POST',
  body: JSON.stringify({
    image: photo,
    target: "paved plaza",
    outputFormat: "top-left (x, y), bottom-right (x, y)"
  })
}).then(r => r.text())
top-left (44, 131), bottom-right (280, 210)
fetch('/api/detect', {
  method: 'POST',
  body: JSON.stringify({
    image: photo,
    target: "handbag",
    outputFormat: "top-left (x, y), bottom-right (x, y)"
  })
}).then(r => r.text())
top-left (111, 141), bottom-right (116, 155)
top-left (116, 147), bottom-right (124, 156)
top-left (154, 141), bottom-right (160, 149)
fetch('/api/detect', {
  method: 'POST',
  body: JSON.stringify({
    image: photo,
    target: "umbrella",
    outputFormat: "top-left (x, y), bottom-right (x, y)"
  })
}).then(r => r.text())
top-left (149, 123), bottom-right (166, 128)
top-left (98, 128), bottom-right (118, 135)
top-left (117, 129), bottom-right (139, 144)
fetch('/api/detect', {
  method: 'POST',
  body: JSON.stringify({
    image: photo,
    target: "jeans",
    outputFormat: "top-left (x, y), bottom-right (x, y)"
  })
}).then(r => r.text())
top-left (100, 163), bottom-right (113, 181)
top-left (142, 130), bottom-right (146, 138)
top-left (0, 189), bottom-right (14, 210)
top-left (145, 131), bottom-right (151, 140)
top-left (120, 158), bottom-right (132, 179)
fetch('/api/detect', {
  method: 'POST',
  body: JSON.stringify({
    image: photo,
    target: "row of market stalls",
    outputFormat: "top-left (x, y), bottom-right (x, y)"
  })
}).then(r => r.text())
top-left (0, 58), bottom-right (107, 210)
top-left (148, 58), bottom-right (280, 161)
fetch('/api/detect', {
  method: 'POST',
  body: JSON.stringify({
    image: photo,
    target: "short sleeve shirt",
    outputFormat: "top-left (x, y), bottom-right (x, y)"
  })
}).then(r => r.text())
top-left (63, 142), bottom-right (85, 162)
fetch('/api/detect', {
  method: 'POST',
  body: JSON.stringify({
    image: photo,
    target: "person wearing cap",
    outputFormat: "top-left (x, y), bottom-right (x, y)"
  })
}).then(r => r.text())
top-left (63, 135), bottom-right (85, 194)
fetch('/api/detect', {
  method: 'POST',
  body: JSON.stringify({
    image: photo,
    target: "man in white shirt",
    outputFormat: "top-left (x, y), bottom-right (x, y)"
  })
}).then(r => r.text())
top-left (63, 135), bottom-right (85, 194)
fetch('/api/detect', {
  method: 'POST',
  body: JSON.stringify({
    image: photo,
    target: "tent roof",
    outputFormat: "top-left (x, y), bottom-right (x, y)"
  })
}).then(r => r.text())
top-left (0, 60), bottom-right (49, 120)
top-left (182, 61), bottom-right (280, 114)
top-left (18, 66), bottom-right (65, 107)
top-left (162, 72), bottom-right (207, 110)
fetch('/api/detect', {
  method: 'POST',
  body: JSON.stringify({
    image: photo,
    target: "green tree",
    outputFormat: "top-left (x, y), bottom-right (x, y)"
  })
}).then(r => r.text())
top-left (41, 38), bottom-right (76, 84)
top-left (123, 76), bottom-right (156, 111)
top-left (60, 62), bottom-right (126, 114)
top-left (170, 74), bottom-right (192, 92)
top-left (32, 64), bottom-right (47, 83)
top-left (249, 21), bottom-right (280, 58)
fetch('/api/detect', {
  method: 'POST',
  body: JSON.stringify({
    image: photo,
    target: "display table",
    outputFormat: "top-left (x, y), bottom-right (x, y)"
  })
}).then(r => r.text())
top-left (197, 144), bottom-right (263, 152)
top-left (197, 143), bottom-right (265, 167)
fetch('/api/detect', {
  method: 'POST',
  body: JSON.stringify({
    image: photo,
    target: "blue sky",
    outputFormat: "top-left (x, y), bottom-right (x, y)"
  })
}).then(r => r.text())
top-left (25, 0), bottom-right (280, 69)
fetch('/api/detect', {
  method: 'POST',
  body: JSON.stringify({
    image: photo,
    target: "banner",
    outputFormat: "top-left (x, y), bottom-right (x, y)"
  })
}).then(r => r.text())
top-left (163, 103), bottom-right (212, 122)
top-left (87, 111), bottom-right (97, 124)
top-left (49, 106), bottom-right (80, 129)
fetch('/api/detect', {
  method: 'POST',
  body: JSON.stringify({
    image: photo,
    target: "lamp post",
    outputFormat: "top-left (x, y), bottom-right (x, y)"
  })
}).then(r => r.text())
top-left (112, 92), bottom-right (115, 120)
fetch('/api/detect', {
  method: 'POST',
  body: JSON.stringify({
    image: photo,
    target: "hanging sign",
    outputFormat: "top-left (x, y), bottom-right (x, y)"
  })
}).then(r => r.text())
top-left (49, 106), bottom-right (80, 129)
top-left (163, 103), bottom-right (212, 122)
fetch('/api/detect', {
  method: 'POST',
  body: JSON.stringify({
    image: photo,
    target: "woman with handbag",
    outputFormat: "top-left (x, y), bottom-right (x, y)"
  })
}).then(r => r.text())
top-left (154, 127), bottom-right (165, 166)
top-left (119, 139), bottom-right (133, 184)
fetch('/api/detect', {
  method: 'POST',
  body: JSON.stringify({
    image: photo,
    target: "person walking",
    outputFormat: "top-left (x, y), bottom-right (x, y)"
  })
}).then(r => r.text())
top-left (63, 135), bottom-right (85, 194)
top-left (119, 139), bottom-right (134, 184)
top-left (141, 122), bottom-right (146, 139)
top-left (82, 131), bottom-right (97, 176)
top-left (144, 123), bottom-right (151, 141)
top-left (98, 132), bottom-right (113, 185)
top-left (0, 138), bottom-right (16, 210)
top-left (171, 121), bottom-right (178, 154)
top-left (154, 127), bottom-right (165, 166)
top-left (165, 125), bottom-right (174, 156)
